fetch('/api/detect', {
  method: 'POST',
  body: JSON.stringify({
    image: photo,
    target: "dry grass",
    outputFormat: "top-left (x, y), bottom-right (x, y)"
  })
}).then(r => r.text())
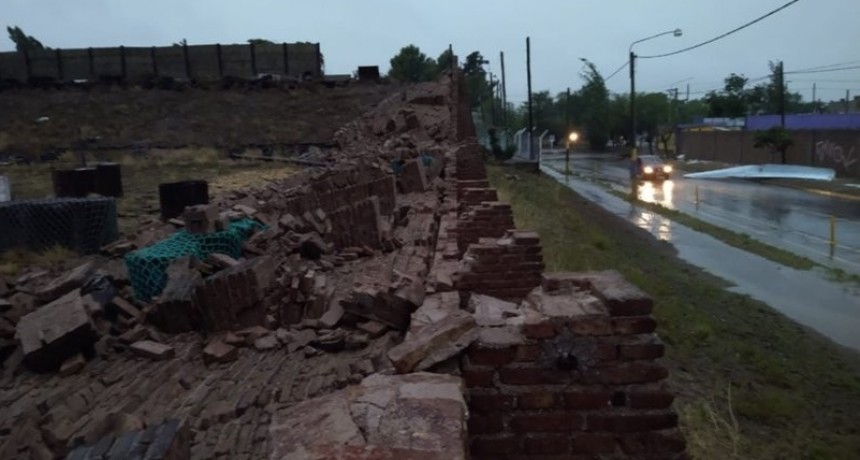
top-left (0, 245), bottom-right (77, 277)
top-left (0, 149), bottom-right (295, 278)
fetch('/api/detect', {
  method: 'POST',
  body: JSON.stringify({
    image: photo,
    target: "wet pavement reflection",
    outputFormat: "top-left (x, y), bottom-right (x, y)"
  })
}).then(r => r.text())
top-left (541, 164), bottom-right (860, 351)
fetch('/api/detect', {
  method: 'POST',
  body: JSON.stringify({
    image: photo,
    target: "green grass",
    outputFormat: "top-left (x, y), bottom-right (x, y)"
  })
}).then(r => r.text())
top-left (488, 165), bottom-right (860, 460)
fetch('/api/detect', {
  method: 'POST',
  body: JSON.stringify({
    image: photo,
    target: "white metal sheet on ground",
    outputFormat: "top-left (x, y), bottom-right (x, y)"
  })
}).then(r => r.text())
top-left (683, 164), bottom-right (835, 181)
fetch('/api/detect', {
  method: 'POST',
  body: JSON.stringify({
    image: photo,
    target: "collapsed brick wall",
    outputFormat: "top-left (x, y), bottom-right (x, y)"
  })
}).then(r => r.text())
top-left (462, 271), bottom-right (686, 460)
top-left (454, 143), bottom-right (487, 181)
top-left (263, 170), bottom-right (396, 250)
top-left (454, 230), bottom-right (544, 301)
top-left (453, 202), bottom-right (515, 256)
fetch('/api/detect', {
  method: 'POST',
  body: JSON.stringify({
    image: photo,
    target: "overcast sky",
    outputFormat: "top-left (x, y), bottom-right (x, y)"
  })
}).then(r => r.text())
top-left (2, 0), bottom-right (858, 103)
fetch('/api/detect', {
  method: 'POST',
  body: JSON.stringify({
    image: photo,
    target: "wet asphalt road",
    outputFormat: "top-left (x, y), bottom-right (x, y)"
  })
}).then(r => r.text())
top-left (541, 152), bottom-right (860, 275)
top-left (540, 164), bottom-right (860, 351)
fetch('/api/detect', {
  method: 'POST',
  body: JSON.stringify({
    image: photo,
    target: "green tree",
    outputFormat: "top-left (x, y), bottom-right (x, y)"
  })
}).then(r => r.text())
top-left (463, 51), bottom-right (490, 109)
top-left (578, 59), bottom-right (610, 150)
top-left (436, 48), bottom-right (456, 75)
top-left (388, 45), bottom-right (437, 83)
top-left (704, 73), bottom-right (749, 117)
top-left (753, 126), bottom-right (793, 164)
top-left (7, 26), bottom-right (47, 53)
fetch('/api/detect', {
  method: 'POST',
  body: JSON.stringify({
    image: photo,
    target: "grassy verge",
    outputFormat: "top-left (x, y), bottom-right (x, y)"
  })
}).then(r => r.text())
top-left (488, 165), bottom-right (860, 460)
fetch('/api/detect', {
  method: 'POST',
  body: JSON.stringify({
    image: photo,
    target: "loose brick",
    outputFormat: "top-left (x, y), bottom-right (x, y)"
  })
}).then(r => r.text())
top-left (522, 320), bottom-right (557, 339)
top-left (471, 436), bottom-right (521, 456)
top-left (617, 429), bottom-right (687, 454)
top-left (470, 393), bottom-right (515, 414)
top-left (571, 433), bottom-right (617, 454)
top-left (462, 368), bottom-right (495, 388)
top-left (468, 416), bottom-right (505, 435)
top-left (612, 316), bottom-right (657, 334)
top-left (515, 344), bottom-right (543, 362)
top-left (130, 340), bottom-right (175, 361)
top-left (586, 362), bottom-right (669, 385)
top-left (619, 336), bottom-right (665, 360)
top-left (563, 389), bottom-right (611, 409)
top-left (511, 414), bottom-right (584, 433)
top-left (628, 388), bottom-right (675, 409)
top-left (524, 435), bottom-right (570, 455)
top-left (499, 366), bottom-right (569, 386)
top-left (517, 392), bottom-right (558, 410)
top-left (587, 412), bottom-right (678, 433)
top-left (467, 344), bottom-right (517, 367)
top-left (568, 316), bottom-right (613, 336)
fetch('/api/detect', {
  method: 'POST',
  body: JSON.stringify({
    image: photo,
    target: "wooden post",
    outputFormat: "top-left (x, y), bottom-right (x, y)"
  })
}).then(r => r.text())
top-left (183, 42), bottom-right (191, 78)
top-left (56, 49), bottom-right (64, 81)
top-left (120, 46), bottom-right (127, 80)
top-left (216, 44), bottom-right (223, 77)
top-left (250, 42), bottom-right (257, 76)
top-left (88, 47), bottom-right (95, 78)
top-left (151, 46), bottom-right (158, 76)
top-left (526, 37), bottom-right (534, 160)
top-left (315, 43), bottom-right (322, 77)
top-left (23, 48), bottom-right (32, 81)
top-left (282, 43), bottom-right (289, 76)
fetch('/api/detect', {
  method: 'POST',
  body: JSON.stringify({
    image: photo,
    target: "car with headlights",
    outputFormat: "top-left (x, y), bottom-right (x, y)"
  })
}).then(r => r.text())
top-left (632, 155), bottom-right (672, 181)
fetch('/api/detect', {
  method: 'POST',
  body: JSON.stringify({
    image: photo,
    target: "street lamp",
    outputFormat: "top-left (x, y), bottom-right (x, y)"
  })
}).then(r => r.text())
top-left (629, 28), bottom-right (682, 161)
top-left (565, 131), bottom-right (579, 175)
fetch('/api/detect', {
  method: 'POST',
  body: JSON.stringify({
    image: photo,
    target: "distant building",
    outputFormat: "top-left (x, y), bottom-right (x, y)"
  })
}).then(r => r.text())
top-left (823, 96), bottom-right (860, 114)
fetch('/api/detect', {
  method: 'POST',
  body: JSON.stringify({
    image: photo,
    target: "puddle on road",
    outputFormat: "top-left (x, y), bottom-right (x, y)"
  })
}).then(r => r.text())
top-left (542, 165), bottom-right (860, 351)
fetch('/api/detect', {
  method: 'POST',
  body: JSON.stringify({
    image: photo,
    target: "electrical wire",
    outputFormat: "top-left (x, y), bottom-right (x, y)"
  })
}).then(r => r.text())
top-left (786, 65), bottom-right (860, 75)
top-left (638, 0), bottom-right (801, 59)
top-left (604, 61), bottom-right (629, 81)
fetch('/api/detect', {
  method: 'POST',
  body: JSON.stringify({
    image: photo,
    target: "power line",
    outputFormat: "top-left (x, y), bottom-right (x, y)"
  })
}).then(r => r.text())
top-left (604, 61), bottom-right (629, 81)
top-left (787, 65), bottom-right (860, 75)
top-left (787, 60), bottom-right (860, 73)
top-left (639, 0), bottom-right (801, 59)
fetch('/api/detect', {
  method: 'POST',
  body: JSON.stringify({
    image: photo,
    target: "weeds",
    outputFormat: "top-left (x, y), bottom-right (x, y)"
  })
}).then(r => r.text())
top-left (488, 165), bottom-right (860, 459)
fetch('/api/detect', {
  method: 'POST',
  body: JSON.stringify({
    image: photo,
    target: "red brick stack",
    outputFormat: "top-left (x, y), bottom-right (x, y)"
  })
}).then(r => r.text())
top-left (462, 271), bottom-right (686, 460)
top-left (454, 230), bottom-right (544, 301)
top-left (453, 202), bottom-right (516, 256)
top-left (194, 256), bottom-right (277, 331)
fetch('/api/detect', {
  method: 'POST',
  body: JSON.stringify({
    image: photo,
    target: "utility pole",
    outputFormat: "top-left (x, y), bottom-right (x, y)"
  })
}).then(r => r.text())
top-left (629, 51), bottom-right (637, 157)
top-left (489, 73), bottom-right (496, 125)
top-left (812, 83), bottom-right (817, 113)
top-left (500, 51), bottom-right (508, 129)
top-left (778, 61), bottom-right (786, 125)
top-left (566, 87), bottom-right (571, 134)
top-left (526, 37), bottom-right (534, 160)
top-left (686, 83), bottom-right (690, 102)
top-left (847, 90), bottom-right (851, 113)
top-left (448, 44), bottom-right (454, 74)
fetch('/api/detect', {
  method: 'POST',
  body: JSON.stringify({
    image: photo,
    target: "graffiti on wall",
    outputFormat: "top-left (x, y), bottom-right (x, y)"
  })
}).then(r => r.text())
top-left (815, 140), bottom-right (857, 170)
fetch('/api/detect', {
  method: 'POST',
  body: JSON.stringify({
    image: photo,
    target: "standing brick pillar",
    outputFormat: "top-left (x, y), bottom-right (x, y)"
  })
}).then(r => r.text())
top-left (462, 270), bottom-right (687, 460)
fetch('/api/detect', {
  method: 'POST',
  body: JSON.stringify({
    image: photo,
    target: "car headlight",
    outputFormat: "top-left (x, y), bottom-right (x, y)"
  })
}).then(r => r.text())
top-left (644, 166), bottom-right (654, 174)
top-left (663, 165), bottom-right (673, 173)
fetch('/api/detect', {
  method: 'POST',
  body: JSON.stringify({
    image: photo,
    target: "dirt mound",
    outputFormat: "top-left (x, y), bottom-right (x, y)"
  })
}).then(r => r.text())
top-left (0, 82), bottom-right (401, 156)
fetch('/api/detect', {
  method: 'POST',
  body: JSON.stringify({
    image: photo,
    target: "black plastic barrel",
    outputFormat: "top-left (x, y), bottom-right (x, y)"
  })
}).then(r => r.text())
top-left (95, 162), bottom-right (123, 197)
top-left (158, 180), bottom-right (209, 220)
top-left (52, 168), bottom-right (96, 197)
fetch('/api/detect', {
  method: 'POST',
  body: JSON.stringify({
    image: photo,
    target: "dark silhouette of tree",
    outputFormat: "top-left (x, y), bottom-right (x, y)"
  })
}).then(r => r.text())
top-left (754, 126), bottom-right (793, 164)
top-left (7, 26), bottom-right (47, 52)
top-left (388, 45), bottom-right (436, 83)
